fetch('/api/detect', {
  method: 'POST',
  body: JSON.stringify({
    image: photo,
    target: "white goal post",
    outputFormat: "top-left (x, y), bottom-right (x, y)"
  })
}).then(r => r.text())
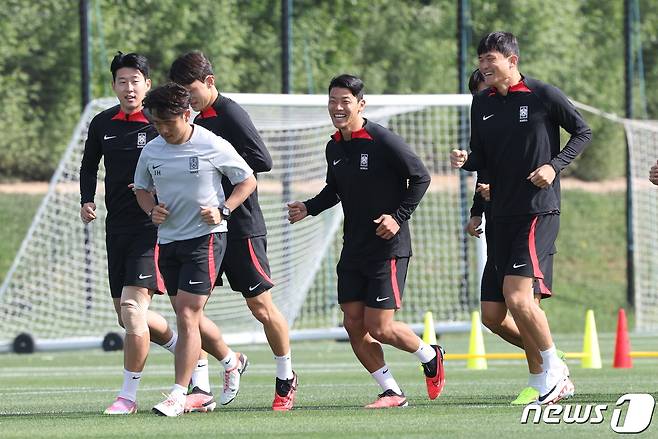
top-left (14, 92), bottom-right (656, 352)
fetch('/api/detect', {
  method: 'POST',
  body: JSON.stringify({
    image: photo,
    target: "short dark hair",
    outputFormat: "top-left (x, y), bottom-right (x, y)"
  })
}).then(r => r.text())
top-left (143, 83), bottom-right (191, 117)
top-left (468, 69), bottom-right (485, 95)
top-left (169, 51), bottom-right (214, 85)
top-left (110, 51), bottom-right (150, 81)
top-left (328, 74), bottom-right (364, 100)
top-left (477, 31), bottom-right (519, 58)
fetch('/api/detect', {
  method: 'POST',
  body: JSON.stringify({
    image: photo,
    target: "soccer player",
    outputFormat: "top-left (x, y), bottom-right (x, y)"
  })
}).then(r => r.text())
top-left (287, 74), bottom-right (445, 408)
top-left (169, 51), bottom-right (297, 411)
top-left (80, 52), bottom-right (184, 415)
top-left (451, 32), bottom-right (591, 404)
top-left (465, 67), bottom-right (555, 405)
top-left (134, 83), bottom-right (256, 417)
top-left (650, 160), bottom-right (658, 185)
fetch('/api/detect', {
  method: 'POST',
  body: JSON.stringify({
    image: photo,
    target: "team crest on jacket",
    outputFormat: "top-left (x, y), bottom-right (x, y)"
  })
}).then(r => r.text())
top-left (360, 153), bottom-right (369, 170)
top-left (137, 132), bottom-right (147, 147)
top-left (189, 157), bottom-right (199, 174)
top-left (519, 106), bottom-right (529, 122)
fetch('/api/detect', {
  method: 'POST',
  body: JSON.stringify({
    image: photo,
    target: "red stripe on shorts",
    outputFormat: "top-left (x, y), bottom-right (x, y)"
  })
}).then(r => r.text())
top-left (528, 216), bottom-right (551, 296)
top-left (390, 259), bottom-right (401, 309)
top-left (247, 238), bottom-right (274, 284)
top-left (208, 234), bottom-right (216, 289)
top-left (154, 243), bottom-right (166, 294)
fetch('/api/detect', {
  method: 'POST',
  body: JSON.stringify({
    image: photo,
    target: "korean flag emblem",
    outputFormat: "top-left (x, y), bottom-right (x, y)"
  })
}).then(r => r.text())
top-left (519, 106), bottom-right (528, 122)
top-left (137, 132), bottom-right (147, 147)
top-left (360, 153), bottom-right (369, 170)
top-left (189, 156), bottom-right (199, 174)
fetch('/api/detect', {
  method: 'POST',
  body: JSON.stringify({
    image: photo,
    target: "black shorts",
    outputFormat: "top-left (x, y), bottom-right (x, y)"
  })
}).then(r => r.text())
top-left (106, 229), bottom-right (165, 298)
top-left (480, 255), bottom-right (554, 301)
top-left (157, 232), bottom-right (226, 296)
top-left (491, 214), bottom-right (558, 299)
top-left (337, 257), bottom-right (409, 310)
top-left (216, 236), bottom-right (275, 298)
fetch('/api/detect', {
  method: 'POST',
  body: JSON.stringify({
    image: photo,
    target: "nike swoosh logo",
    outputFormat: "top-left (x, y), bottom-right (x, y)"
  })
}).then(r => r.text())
top-left (153, 163), bottom-right (164, 169)
top-left (248, 283), bottom-right (261, 292)
top-left (132, 376), bottom-right (141, 380)
top-left (376, 296), bottom-right (389, 302)
top-left (512, 263), bottom-right (527, 269)
top-left (333, 159), bottom-right (342, 165)
top-left (189, 280), bottom-right (204, 285)
top-left (138, 274), bottom-right (152, 279)
top-left (482, 114), bottom-right (494, 120)
top-left (103, 135), bottom-right (117, 140)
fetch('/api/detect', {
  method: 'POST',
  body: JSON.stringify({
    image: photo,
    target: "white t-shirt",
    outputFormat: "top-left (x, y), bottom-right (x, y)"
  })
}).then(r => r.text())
top-left (134, 124), bottom-right (253, 244)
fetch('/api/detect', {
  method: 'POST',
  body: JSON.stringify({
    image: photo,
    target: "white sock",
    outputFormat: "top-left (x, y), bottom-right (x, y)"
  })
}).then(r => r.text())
top-left (191, 358), bottom-right (211, 392)
top-left (162, 332), bottom-right (177, 354)
top-left (371, 365), bottom-right (402, 395)
top-left (413, 340), bottom-right (436, 364)
top-left (118, 368), bottom-right (141, 402)
top-left (540, 345), bottom-right (561, 372)
top-left (220, 349), bottom-right (237, 371)
top-left (170, 384), bottom-right (187, 401)
top-left (274, 351), bottom-right (293, 380)
top-left (528, 372), bottom-right (543, 391)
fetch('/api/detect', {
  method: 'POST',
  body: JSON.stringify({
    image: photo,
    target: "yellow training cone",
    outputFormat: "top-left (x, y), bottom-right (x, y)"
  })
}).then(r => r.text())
top-left (422, 311), bottom-right (438, 345)
top-left (582, 309), bottom-right (602, 369)
top-left (467, 310), bottom-right (487, 370)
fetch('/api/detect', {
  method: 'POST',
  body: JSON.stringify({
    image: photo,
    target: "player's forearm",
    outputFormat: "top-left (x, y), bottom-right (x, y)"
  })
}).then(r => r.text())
top-left (79, 172), bottom-right (98, 205)
top-left (223, 175), bottom-right (257, 211)
top-left (135, 189), bottom-right (156, 215)
top-left (304, 185), bottom-right (340, 216)
top-left (550, 125), bottom-right (592, 173)
top-left (392, 174), bottom-right (430, 224)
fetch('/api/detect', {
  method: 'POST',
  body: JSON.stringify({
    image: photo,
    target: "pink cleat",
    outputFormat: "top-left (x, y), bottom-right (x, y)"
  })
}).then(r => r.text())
top-left (364, 389), bottom-right (408, 409)
top-left (185, 387), bottom-right (217, 413)
top-left (104, 396), bottom-right (137, 415)
top-left (272, 371), bottom-right (298, 411)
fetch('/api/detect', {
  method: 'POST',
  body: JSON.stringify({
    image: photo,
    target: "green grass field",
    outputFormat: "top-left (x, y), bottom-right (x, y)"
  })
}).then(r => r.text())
top-left (0, 333), bottom-right (656, 438)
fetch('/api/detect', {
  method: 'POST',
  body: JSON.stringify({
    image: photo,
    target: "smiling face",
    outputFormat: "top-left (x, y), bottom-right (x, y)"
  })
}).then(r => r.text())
top-left (112, 67), bottom-right (151, 114)
top-left (328, 86), bottom-right (365, 134)
top-left (478, 50), bottom-right (520, 91)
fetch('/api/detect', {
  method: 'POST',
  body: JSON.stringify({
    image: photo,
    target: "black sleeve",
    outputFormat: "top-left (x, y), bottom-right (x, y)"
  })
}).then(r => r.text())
top-left (470, 170), bottom-right (489, 218)
top-left (382, 130), bottom-right (431, 224)
top-left (304, 150), bottom-right (340, 216)
top-left (463, 97), bottom-right (487, 172)
top-left (79, 116), bottom-right (102, 205)
top-left (542, 85), bottom-right (592, 173)
top-left (224, 103), bottom-right (273, 173)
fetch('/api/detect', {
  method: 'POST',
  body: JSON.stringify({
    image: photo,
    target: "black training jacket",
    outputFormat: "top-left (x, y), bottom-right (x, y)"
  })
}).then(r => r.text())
top-left (304, 119), bottom-right (431, 261)
top-left (80, 105), bottom-right (157, 234)
top-left (463, 76), bottom-right (591, 220)
top-left (194, 94), bottom-right (272, 240)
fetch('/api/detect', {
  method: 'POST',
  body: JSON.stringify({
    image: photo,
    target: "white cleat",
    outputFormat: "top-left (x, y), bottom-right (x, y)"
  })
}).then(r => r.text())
top-left (152, 393), bottom-right (185, 417)
top-left (220, 352), bottom-right (249, 405)
top-left (536, 368), bottom-right (571, 405)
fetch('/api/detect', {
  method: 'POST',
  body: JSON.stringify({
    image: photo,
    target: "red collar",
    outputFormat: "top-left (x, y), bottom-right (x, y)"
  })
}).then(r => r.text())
top-left (111, 109), bottom-right (149, 123)
top-left (488, 78), bottom-right (531, 96)
top-left (331, 126), bottom-right (373, 142)
top-left (198, 106), bottom-right (218, 119)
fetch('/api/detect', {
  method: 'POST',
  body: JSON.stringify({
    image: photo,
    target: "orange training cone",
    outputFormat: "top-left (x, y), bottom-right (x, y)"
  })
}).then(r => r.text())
top-left (613, 308), bottom-right (633, 368)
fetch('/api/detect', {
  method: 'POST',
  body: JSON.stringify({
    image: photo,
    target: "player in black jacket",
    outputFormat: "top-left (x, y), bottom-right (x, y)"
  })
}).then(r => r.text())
top-left (79, 52), bottom-right (181, 415)
top-left (451, 32), bottom-right (591, 405)
top-left (288, 74), bottom-right (445, 408)
top-left (465, 68), bottom-right (553, 405)
top-left (169, 51), bottom-right (296, 411)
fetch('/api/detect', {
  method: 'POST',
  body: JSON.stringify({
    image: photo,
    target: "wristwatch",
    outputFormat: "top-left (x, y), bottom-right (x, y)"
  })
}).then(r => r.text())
top-left (220, 205), bottom-right (231, 221)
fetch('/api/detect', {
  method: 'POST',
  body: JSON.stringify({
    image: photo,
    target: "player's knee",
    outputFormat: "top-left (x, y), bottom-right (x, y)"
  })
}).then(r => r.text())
top-left (363, 322), bottom-right (389, 343)
top-left (481, 308), bottom-right (505, 331)
top-left (247, 299), bottom-right (271, 324)
top-left (342, 314), bottom-right (365, 334)
top-left (120, 299), bottom-right (149, 336)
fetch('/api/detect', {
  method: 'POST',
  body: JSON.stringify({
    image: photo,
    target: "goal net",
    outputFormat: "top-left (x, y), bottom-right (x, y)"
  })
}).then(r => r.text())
top-left (0, 93), bottom-right (481, 351)
top-left (625, 119), bottom-right (658, 331)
